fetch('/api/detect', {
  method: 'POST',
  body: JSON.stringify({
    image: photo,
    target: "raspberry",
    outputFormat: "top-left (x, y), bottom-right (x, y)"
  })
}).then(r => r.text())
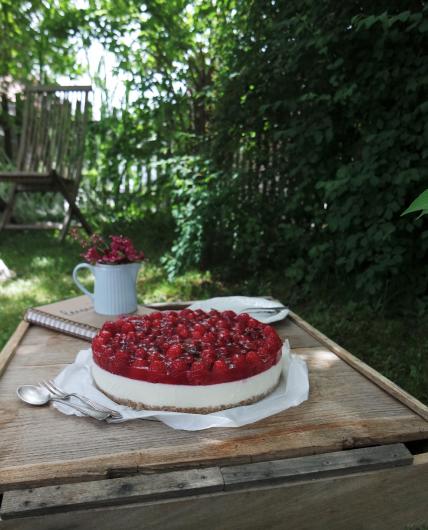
top-left (149, 352), bottom-right (163, 364)
top-left (232, 353), bottom-right (246, 371)
top-left (171, 358), bottom-right (187, 374)
top-left (246, 351), bottom-right (260, 364)
top-left (264, 325), bottom-right (277, 336)
top-left (126, 331), bottom-right (136, 342)
top-left (99, 330), bottom-right (112, 341)
top-left (217, 346), bottom-right (228, 357)
top-left (203, 331), bottom-right (216, 343)
top-left (219, 330), bottom-right (231, 342)
top-left (135, 348), bottom-right (147, 359)
top-left (166, 343), bottom-right (183, 359)
top-left (176, 323), bottom-right (190, 338)
top-left (182, 309), bottom-right (196, 319)
top-left (102, 321), bottom-right (116, 333)
top-left (192, 323), bottom-right (205, 339)
top-left (128, 358), bottom-right (149, 378)
top-left (213, 359), bottom-right (229, 375)
top-left (165, 311), bottom-right (178, 322)
top-left (92, 337), bottom-right (105, 353)
top-left (150, 359), bottom-right (166, 374)
top-left (217, 319), bottom-right (230, 329)
top-left (201, 346), bottom-right (215, 357)
top-left (246, 318), bottom-right (258, 329)
top-left (120, 321), bottom-right (135, 333)
top-left (227, 344), bottom-right (239, 356)
top-left (188, 360), bottom-right (209, 385)
top-left (192, 329), bottom-right (204, 340)
top-left (132, 359), bottom-right (148, 368)
top-left (191, 360), bottom-right (206, 372)
top-left (201, 350), bottom-right (215, 368)
top-left (156, 337), bottom-right (167, 350)
top-left (246, 351), bottom-right (262, 373)
top-left (258, 346), bottom-right (271, 362)
top-left (116, 350), bottom-right (129, 362)
top-left (266, 337), bottom-right (281, 352)
top-left (177, 350), bottom-right (189, 361)
top-left (236, 320), bottom-right (246, 333)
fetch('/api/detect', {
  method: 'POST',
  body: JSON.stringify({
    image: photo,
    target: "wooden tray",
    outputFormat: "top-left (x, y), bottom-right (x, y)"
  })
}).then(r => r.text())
top-left (1, 307), bottom-right (427, 493)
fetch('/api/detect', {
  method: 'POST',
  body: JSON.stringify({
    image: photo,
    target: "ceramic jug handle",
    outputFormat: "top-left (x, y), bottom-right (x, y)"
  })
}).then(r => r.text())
top-left (72, 263), bottom-right (94, 300)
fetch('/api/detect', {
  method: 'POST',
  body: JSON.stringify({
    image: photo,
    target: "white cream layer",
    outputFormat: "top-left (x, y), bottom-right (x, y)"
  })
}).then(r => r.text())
top-left (92, 359), bottom-right (284, 410)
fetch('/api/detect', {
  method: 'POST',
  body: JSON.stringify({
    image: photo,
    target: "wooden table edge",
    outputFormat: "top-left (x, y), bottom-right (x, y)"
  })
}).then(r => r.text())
top-left (288, 310), bottom-right (428, 422)
top-left (0, 321), bottom-right (29, 378)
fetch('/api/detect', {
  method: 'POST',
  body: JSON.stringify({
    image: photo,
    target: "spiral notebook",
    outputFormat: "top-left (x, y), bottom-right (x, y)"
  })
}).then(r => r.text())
top-left (24, 295), bottom-right (156, 342)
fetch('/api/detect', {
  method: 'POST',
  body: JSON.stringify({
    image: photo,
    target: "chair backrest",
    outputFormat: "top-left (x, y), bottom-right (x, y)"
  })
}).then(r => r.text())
top-left (17, 85), bottom-right (92, 183)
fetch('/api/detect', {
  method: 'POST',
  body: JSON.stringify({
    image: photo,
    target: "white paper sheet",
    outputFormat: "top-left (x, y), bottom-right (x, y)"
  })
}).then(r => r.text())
top-left (52, 341), bottom-right (309, 431)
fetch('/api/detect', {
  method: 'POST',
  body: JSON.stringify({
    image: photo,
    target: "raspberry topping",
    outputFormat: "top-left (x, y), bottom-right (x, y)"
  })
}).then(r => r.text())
top-left (92, 310), bottom-right (282, 385)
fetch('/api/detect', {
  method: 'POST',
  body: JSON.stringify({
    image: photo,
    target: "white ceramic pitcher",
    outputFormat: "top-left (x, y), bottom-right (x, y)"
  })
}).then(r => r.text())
top-left (72, 262), bottom-right (141, 315)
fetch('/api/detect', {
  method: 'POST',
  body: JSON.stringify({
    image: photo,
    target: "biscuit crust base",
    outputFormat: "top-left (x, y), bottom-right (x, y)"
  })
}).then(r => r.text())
top-left (94, 377), bottom-right (281, 414)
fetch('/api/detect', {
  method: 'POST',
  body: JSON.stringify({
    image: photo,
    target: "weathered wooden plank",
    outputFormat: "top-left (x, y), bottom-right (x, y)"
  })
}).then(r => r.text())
top-left (1, 445), bottom-right (411, 519)
top-left (221, 443), bottom-right (412, 490)
top-left (3, 223), bottom-right (62, 230)
top-left (289, 310), bottom-right (428, 421)
top-left (0, 458), bottom-right (427, 530)
top-left (1, 468), bottom-right (224, 519)
top-left (0, 172), bottom-right (51, 179)
top-left (0, 321), bottom-right (29, 377)
top-left (26, 85), bottom-right (92, 93)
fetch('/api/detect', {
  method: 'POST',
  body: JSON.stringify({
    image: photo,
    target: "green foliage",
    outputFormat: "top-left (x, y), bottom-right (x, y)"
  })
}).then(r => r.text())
top-left (74, 0), bottom-right (225, 223)
top-left (0, 0), bottom-right (86, 83)
top-left (168, 0), bottom-right (428, 301)
top-left (402, 189), bottom-right (428, 217)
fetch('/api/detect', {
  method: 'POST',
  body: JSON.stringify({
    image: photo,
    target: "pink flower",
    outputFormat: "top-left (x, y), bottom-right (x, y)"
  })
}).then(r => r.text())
top-left (82, 247), bottom-right (102, 263)
top-left (74, 230), bottom-right (145, 265)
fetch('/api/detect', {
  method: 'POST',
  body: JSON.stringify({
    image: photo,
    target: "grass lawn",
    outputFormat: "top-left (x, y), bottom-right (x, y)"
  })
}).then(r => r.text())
top-left (0, 229), bottom-right (427, 405)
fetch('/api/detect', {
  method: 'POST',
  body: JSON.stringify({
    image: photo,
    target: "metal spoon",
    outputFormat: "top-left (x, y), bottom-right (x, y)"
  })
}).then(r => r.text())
top-left (16, 385), bottom-right (111, 421)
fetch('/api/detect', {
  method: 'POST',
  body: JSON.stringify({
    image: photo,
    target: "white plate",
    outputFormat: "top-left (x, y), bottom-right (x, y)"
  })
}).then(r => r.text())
top-left (189, 296), bottom-right (289, 324)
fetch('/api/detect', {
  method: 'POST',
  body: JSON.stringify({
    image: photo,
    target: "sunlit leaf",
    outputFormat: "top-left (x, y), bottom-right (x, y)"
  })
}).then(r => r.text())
top-left (401, 190), bottom-right (428, 216)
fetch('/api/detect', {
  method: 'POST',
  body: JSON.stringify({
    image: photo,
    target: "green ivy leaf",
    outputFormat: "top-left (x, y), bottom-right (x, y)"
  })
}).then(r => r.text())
top-left (401, 190), bottom-right (428, 216)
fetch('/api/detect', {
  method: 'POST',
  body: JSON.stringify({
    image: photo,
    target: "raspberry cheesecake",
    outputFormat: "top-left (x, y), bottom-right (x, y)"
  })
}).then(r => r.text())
top-left (91, 309), bottom-right (284, 413)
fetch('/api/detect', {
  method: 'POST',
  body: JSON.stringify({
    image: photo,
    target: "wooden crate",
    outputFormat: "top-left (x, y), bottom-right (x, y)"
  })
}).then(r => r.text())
top-left (1, 307), bottom-right (427, 529)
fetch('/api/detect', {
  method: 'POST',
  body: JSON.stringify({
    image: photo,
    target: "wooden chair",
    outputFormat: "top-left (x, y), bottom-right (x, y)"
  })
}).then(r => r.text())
top-left (0, 85), bottom-right (93, 241)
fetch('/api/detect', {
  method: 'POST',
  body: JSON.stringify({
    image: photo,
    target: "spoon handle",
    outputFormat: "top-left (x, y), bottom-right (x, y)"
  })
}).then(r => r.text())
top-left (51, 398), bottom-right (110, 420)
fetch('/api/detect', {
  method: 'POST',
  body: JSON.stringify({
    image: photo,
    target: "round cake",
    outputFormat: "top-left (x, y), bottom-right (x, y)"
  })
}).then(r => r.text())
top-left (91, 309), bottom-right (284, 413)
